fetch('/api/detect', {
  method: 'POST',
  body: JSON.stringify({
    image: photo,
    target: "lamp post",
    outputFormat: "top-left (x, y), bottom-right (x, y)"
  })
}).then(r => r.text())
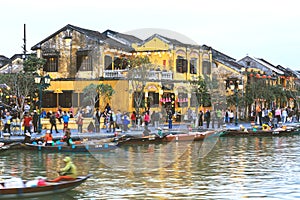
top-left (230, 80), bottom-right (243, 126)
top-left (34, 74), bottom-right (51, 133)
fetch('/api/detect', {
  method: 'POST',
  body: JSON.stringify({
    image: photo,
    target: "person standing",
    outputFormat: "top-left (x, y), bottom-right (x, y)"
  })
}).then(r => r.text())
top-left (153, 111), bottom-right (160, 129)
top-left (50, 112), bottom-right (59, 134)
top-left (168, 110), bottom-right (173, 129)
top-left (76, 113), bottom-right (84, 133)
top-left (93, 108), bottom-right (101, 133)
top-left (198, 110), bottom-right (204, 127)
top-left (122, 112), bottom-right (130, 132)
top-left (32, 110), bottom-right (39, 133)
top-left (62, 111), bottom-right (70, 132)
top-left (143, 111), bottom-right (150, 127)
top-left (23, 112), bottom-right (32, 135)
top-left (2, 111), bottom-right (12, 135)
top-left (204, 109), bottom-right (211, 129)
top-left (130, 111), bottom-right (137, 129)
top-left (116, 110), bottom-right (123, 130)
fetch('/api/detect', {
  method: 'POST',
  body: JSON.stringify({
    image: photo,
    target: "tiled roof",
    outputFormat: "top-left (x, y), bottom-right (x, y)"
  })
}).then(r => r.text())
top-left (104, 37), bottom-right (135, 52)
top-left (31, 24), bottom-right (106, 50)
top-left (0, 55), bottom-right (10, 68)
top-left (138, 33), bottom-right (200, 49)
top-left (102, 29), bottom-right (142, 44)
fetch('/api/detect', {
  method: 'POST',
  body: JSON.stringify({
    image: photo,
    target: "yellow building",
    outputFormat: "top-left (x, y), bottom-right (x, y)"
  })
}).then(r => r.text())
top-left (30, 24), bottom-right (216, 117)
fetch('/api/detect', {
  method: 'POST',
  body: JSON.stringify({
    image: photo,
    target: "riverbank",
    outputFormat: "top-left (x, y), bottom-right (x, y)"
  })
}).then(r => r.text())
top-left (1, 121), bottom-right (299, 144)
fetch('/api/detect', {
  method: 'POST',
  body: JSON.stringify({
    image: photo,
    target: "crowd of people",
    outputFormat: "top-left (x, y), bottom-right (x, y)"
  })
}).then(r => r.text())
top-left (2, 101), bottom-right (300, 138)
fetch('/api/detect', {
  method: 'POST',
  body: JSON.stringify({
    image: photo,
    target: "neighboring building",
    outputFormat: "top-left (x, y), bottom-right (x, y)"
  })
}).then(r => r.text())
top-left (0, 55), bottom-right (10, 68)
top-left (238, 56), bottom-right (299, 109)
top-left (0, 54), bottom-right (25, 73)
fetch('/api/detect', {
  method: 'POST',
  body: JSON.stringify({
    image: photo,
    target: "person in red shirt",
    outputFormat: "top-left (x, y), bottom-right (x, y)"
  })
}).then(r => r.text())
top-left (143, 111), bottom-right (150, 127)
top-left (23, 112), bottom-right (32, 135)
top-left (130, 111), bottom-right (137, 129)
top-left (44, 130), bottom-right (53, 146)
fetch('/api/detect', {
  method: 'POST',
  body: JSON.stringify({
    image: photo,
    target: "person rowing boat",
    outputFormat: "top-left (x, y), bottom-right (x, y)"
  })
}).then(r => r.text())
top-left (48, 156), bottom-right (77, 182)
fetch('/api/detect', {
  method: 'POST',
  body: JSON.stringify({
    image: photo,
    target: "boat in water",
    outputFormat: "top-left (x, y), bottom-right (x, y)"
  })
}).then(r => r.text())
top-left (0, 174), bottom-right (92, 199)
top-left (117, 130), bottom-right (217, 145)
top-left (219, 126), bottom-right (300, 137)
top-left (23, 140), bottom-right (118, 153)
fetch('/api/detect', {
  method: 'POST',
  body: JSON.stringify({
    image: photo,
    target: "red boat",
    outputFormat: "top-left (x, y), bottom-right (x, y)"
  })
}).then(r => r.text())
top-left (117, 130), bottom-right (216, 145)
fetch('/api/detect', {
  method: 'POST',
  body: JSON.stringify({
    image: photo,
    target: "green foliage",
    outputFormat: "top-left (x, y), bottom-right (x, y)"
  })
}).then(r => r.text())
top-left (0, 73), bottom-right (37, 116)
top-left (119, 55), bottom-right (150, 69)
top-left (82, 83), bottom-right (115, 108)
top-left (82, 83), bottom-right (98, 107)
top-left (23, 54), bottom-right (46, 72)
top-left (125, 56), bottom-right (152, 114)
top-left (97, 83), bottom-right (115, 101)
top-left (190, 75), bottom-right (210, 107)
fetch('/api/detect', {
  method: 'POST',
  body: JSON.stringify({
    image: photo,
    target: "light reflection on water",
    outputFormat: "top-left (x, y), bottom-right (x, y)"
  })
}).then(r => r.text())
top-left (1, 135), bottom-right (300, 199)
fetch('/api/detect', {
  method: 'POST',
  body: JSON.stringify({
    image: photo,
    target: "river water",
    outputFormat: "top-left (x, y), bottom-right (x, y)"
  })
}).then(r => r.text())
top-left (1, 135), bottom-right (300, 199)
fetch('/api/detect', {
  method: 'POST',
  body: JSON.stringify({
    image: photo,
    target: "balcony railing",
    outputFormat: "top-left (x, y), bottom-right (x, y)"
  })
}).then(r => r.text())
top-left (104, 70), bottom-right (126, 78)
top-left (161, 71), bottom-right (173, 80)
top-left (103, 70), bottom-right (173, 80)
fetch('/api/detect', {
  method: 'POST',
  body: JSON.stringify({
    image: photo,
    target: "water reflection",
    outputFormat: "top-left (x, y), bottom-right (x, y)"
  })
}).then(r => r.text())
top-left (1, 135), bottom-right (300, 199)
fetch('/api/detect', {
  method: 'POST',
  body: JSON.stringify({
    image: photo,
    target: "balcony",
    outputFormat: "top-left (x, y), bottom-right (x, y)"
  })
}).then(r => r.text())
top-left (161, 71), bottom-right (173, 80)
top-left (103, 69), bottom-right (173, 80)
top-left (104, 70), bottom-right (126, 78)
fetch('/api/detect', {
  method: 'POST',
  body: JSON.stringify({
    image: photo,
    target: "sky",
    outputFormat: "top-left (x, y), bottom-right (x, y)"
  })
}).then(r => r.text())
top-left (1, 0), bottom-right (300, 70)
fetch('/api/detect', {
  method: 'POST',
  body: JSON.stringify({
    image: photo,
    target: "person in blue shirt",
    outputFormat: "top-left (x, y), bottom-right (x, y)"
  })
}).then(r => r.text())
top-left (2, 111), bottom-right (12, 134)
top-left (62, 111), bottom-right (70, 132)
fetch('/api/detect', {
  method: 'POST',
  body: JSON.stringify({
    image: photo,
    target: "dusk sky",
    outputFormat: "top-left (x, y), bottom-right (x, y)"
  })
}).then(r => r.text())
top-left (1, 0), bottom-right (299, 70)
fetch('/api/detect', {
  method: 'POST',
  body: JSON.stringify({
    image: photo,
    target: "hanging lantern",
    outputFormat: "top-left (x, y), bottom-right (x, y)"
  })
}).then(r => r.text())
top-left (262, 75), bottom-right (267, 79)
top-left (256, 74), bottom-right (260, 78)
top-left (168, 97), bottom-right (171, 102)
top-left (249, 73), bottom-right (253, 77)
top-left (267, 75), bottom-right (271, 79)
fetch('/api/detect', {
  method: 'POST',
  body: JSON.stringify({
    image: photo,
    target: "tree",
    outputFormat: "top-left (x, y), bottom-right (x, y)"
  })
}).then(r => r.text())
top-left (0, 55), bottom-right (46, 120)
top-left (190, 75), bottom-right (210, 127)
top-left (97, 83), bottom-right (115, 108)
top-left (23, 55), bottom-right (46, 72)
top-left (82, 83), bottom-right (115, 111)
top-left (122, 56), bottom-right (151, 116)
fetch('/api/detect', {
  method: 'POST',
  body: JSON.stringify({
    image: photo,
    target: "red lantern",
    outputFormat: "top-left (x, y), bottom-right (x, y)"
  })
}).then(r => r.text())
top-left (249, 73), bottom-right (253, 77)
top-left (267, 75), bottom-right (271, 79)
top-left (262, 75), bottom-right (267, 79)
top-left (256, 74), bottom-right (260, 78)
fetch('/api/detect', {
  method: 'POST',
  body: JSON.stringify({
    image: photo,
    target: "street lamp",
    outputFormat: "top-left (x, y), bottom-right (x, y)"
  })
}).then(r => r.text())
top-left (230, 80), bottom-right (243, 126)
top-left (35, 74), bottom-right (51, 133)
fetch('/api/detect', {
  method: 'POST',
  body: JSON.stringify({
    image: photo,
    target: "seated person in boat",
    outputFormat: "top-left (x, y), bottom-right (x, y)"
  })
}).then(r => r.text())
top-left (44, 130), bottom-right (53, 146)
top-left (49, 156), bottom-right (77, 182)
top-left (23, 132), bottom-right (31, 144)
top-left (62, 128), bottom-right (72, 146)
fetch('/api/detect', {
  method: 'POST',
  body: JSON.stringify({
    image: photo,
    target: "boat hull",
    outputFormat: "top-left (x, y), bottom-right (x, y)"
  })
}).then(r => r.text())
top-left (0, 174), bottom-right (92, 199)
top-left (117, 130), bottom-right (216, 145)
top-left (23, 143), bottom-right (117, 153)
top-left (220, 128), bottom-right (300, 137)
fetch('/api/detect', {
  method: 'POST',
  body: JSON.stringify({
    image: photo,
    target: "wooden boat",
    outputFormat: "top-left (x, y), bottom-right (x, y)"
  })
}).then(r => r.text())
top-left (219, 127), bottom-right (300, 137)
top-left (0, 142), bottom-right (22, 152)
top-left (23, 141), bottom-right (118, 152)
top-left (0, 174), bottom-right (92, 199)
top-left (164, 130), bottom-right (216, 142)
top-left (117, 130), bottom-right (216, 145)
